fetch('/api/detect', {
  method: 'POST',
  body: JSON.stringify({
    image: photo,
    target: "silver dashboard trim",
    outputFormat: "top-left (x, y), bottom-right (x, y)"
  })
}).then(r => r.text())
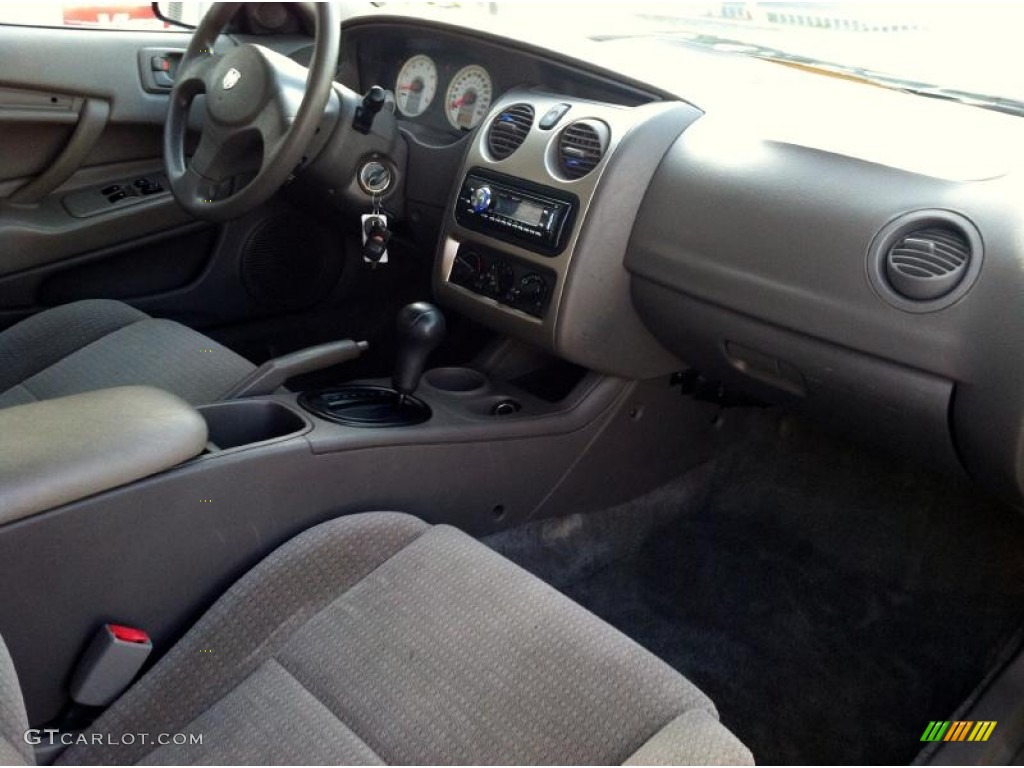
top-left (435, 89), bottom-right (671, 351)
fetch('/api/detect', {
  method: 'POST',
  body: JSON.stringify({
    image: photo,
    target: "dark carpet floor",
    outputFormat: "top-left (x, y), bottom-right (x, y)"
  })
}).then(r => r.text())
top-left (484, 413), bottom-right (1024, 765)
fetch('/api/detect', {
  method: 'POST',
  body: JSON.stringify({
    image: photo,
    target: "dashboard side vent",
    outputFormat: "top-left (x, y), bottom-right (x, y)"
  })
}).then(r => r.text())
top-left (867, 210), bottom-right (983, 313)
top-left (884, 226), bottom-right (971, 301)
top-left (557, 119), bottom-right (610, 179)
top-left (487, 104), bottom-right (534, 160)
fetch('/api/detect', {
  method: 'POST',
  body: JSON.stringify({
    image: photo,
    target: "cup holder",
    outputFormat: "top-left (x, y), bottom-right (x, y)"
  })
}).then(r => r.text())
top-left (199, 400), bottom-right (308, 451)
top-left (423, 367), bottom-right (488, 394)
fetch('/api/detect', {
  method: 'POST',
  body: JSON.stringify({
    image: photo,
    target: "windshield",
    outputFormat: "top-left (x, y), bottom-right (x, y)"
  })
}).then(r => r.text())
top-left (6, 2), bottom-right (1015, 113)
top-left (370, 2), bottom-right (1024, 113)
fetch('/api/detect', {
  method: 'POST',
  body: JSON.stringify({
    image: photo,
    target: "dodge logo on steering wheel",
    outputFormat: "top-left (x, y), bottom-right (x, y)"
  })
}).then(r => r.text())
top-left (222, 68), bottom-right (242, 90)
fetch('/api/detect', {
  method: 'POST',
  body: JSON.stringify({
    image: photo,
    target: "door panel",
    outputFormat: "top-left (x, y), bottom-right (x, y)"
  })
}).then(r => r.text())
top-left (36, 225), bottom-right (217, 305)
top-left (0, 167), bottom-right (195, 279)
top-left (0, 24), bottom-right (209, 307)
top-left (0, 121), bottom-right (77, 185)
top-left (0, 22), bottom-right (349, 337)
top-left (0, 25), bottom-right (198, 125)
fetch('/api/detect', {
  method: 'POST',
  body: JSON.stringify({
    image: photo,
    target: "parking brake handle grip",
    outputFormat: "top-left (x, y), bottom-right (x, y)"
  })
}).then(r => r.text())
top-left (224, 339), bottom-right (369, 399)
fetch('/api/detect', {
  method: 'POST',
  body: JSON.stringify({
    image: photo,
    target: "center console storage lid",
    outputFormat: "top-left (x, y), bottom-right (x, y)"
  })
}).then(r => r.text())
top-left (0, 386), bottom-right (208, 524)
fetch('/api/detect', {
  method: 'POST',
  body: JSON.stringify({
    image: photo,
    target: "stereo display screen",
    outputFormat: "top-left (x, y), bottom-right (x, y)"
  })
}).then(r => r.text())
top-left (495, 197), bottom-right (544, 227)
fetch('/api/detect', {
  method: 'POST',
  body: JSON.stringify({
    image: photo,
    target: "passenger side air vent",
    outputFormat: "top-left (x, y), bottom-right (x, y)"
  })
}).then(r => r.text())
top-left (486, 104), bottom-right (534, 160)
top-left (867, 210), bottom-right (983, 313)
top-left (885, 227), bottom-right (970, 301)
top-left (556, 119), bottom-right (610, 179)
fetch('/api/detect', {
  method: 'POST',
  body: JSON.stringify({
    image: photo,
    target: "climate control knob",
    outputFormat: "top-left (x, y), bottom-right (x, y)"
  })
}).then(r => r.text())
top-left (470, 185), bottom-right (493, 213)
top-left (484, 260), bottom-right (515, 298)
top-left (513, 273), bottom-right (549, 312)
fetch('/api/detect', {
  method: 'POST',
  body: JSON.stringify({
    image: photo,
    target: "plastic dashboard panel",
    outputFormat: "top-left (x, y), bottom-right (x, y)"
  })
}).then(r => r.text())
top-left (434, 91), bottom-right (701, 379)
top-left (625, 108), bottom-right (1024, 502)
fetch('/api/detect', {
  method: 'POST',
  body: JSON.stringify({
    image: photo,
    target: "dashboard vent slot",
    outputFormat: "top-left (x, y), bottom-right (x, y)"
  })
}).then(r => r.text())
top-left (884, 226), bottom-right (971, 301)
top-left (487, 104), bottom-right (534, 160)
top-left (557, 119), bottom-right (609, 179)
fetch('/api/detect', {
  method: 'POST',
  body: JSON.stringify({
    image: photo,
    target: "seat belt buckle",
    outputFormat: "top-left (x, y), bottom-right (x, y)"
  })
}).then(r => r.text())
top-left (69, 623), bottom-right (152, 707)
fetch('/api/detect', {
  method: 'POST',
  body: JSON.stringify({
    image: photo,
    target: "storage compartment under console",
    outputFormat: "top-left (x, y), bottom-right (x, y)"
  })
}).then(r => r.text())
top-left (198, 399), bottom-right (308, 451)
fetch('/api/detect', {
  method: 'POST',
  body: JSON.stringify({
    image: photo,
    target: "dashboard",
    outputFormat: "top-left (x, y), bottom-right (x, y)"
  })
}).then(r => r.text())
top-left (339, 22), bottom-right (657, 141)
top-left (294, 16), bottom-right (1024, 508)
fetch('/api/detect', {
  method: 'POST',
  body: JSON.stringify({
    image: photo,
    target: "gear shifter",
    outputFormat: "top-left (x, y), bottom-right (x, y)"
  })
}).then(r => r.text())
top-left (393, 302), bottom-right (446, 398)
top-left (297, 303), bottom-right (444, 428)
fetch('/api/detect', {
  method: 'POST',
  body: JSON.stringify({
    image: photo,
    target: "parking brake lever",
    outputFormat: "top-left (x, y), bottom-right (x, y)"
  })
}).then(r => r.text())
top-left (223, 339), bottom-right (369, 399)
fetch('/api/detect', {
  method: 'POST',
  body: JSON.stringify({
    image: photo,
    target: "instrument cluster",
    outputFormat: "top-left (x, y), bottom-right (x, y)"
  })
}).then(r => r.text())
top-left (394, 54), bottom-right (494, 131)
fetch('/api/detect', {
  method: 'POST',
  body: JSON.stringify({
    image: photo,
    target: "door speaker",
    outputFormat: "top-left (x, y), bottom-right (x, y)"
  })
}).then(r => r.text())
top-left (239, 213), bottom-right (336, 309)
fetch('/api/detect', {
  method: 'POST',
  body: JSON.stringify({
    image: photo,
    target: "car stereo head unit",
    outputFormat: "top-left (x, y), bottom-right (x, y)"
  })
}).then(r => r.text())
top-left (454, 169), bottom-right (578, 255)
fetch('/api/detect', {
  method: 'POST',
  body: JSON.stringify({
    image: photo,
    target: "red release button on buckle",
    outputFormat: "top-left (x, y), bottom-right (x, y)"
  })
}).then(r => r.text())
top-left (107, 624), bottom-right (150, 644)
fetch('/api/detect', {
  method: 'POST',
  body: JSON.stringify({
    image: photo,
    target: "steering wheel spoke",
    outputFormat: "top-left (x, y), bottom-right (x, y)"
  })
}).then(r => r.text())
top-left (188, 128), bottom-right (228, 181)
top-left (175, 52), bottom-right (222, 96)
top-left (177, 166), bottom-right (230, 207)
top-left (255, 119), bottom-right (287, 177)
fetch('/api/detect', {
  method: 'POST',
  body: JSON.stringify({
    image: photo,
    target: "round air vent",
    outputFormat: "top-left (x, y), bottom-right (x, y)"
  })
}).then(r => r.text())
top-left (556, 119), bottom-right (610, 179)
top-left (867, 210), bottom-right (983, 313)
top-left (885, 227), bottom-right (969, 301)
top-left (486, 104), bottom-right (534, 160)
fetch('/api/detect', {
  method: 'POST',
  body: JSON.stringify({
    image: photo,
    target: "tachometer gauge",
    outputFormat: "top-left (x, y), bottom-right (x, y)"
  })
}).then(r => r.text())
top-left (445, 65), bottom-right (493, 130)
top-left (395, 55), bottom-right (438, 118)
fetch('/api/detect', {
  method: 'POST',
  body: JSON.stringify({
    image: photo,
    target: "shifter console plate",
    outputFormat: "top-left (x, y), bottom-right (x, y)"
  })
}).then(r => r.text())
top-left (298, 385), bottom-right (431, 428)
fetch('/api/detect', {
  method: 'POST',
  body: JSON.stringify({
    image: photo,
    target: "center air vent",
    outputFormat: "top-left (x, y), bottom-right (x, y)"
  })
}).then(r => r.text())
top-left (486, 104), bottom-right (534, 160)
top-left (556, 119), bottom-right (610, 179)
top-left (867, 210), bottom-right (983, 313)
top-left (885, 227), bottom-right (970, 301)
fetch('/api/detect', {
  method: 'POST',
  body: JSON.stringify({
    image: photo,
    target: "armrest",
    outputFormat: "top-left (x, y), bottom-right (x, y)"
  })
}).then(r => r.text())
top-left (0, 386), bottom-right (208, 525)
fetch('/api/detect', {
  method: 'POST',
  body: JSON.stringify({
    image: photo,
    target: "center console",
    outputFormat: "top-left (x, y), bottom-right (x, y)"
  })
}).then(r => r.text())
top-left (434, 90), bottom-right (705, 379)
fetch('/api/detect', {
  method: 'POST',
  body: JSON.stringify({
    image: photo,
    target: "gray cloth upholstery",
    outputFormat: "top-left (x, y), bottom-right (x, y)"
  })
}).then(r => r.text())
top-left (0, 634), bottom-right (31, 766)
top-left (0, 300), bottom-right (255, 409)
top-left (60, 513), bottom-right (428, 766)
top-left (624, 711), bottom-right (752, 766)
top-left (145, 661), bottom-right (383, 766)
top-left (57, 512), bottom-right (752, 766)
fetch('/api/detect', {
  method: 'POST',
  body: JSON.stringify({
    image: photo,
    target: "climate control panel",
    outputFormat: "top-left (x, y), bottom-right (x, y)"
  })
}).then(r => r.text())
top-left (449, 242), bottom-right (555, 319)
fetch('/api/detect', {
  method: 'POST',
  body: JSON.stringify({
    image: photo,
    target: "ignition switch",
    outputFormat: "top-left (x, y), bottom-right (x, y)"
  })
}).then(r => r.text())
top-left (358, 160), bottom-right (392, 195)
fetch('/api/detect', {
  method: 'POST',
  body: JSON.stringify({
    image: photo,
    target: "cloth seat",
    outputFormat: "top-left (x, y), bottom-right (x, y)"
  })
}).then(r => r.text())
top-left (1, 513), bottom-right (753, 765)
top-left (0, 300), bottom-right (255, 409)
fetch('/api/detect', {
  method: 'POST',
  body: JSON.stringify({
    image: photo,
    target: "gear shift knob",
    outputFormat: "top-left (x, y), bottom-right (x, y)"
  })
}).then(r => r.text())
top-left (392, 302), bottom-right (446, 397)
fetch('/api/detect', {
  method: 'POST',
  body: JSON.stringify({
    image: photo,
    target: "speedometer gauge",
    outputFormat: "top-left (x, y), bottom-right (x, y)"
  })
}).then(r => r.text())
top-left (445, 65), bottom-right (493, 130)
top-left (395, 55), bottom-right (438, 118)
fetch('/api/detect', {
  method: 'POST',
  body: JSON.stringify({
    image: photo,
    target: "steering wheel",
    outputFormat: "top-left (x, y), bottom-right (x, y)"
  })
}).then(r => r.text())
top-left (164, 2), bottom-right (340, 222)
